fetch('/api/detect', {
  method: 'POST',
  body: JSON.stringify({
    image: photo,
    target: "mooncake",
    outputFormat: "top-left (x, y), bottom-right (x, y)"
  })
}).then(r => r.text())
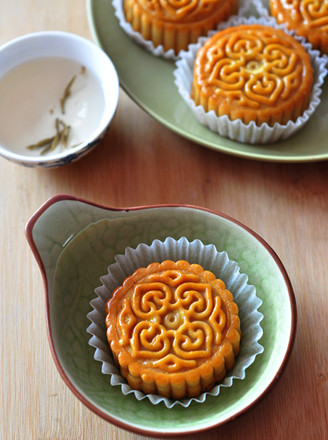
top-left (123, 0), bottom-right (238, 54)
top-left (105, 260), bottom-right (241, 399)
top-left (191, 24), bottom-right (314, 126)
top-left (270, 0), bottom-right (328, 54)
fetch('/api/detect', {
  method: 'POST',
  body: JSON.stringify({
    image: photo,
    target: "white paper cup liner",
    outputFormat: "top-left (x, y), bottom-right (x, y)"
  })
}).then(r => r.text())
top-left (112, 0), bottom-right (178, 60)
top-left (112, 0), bottom-right (257, 60)
top-left (174, 15), bottom-right (328, 144)
top-left (87, 237), bottom-right (264, 408)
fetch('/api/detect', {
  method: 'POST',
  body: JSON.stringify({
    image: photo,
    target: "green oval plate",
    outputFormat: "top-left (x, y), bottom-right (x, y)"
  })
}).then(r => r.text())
top-left (86, 0), bottom-right (328, 162)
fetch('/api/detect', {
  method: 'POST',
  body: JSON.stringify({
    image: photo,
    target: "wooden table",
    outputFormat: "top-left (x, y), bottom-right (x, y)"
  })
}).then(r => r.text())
top-left (1, 1), bottom-right (327, 439)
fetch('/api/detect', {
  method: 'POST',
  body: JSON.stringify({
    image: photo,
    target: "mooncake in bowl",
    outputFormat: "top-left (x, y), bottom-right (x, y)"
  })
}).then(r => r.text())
top-left (105, 259), bottom-right (241, 400)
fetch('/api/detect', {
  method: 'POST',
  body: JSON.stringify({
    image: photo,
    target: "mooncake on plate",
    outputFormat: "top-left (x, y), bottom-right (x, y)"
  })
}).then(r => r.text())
top-left (191, 24), bottom-right (314, 126)
top-left (270, 0), bottom-right (328, 54)
top-left (122, 0), bottom-right (238, 54)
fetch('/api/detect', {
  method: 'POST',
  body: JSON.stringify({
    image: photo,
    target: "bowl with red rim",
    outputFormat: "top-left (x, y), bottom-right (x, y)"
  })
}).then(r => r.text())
top-left (25, 194), bottom-right (296, 437)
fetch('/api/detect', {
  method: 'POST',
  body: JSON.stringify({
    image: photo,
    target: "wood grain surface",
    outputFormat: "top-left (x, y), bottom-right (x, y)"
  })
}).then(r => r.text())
top-left (0, 1), bottom-right (327, 439)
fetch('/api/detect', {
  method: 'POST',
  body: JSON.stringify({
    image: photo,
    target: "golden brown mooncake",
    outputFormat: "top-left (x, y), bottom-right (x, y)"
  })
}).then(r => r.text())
top-left (123, 0), bottom-right (238, 54)
top-left (191, 24), bottom-right (314, 126)
top-left (270, 0), bottom-right (328, 55)
top-left (105, 260), bottom-right (241, 399)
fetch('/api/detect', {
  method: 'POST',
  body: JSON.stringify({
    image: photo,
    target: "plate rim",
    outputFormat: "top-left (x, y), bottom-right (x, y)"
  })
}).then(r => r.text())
top-left (25, 194), bottom-right (297, 437)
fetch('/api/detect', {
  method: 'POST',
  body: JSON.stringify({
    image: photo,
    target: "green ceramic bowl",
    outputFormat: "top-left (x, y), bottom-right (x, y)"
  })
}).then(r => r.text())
top-left (25, 195), bottom-right (296, 437)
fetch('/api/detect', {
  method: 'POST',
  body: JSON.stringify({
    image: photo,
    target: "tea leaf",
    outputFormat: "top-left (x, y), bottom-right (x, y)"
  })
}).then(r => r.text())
top-left (60, 75), bottom-right (76, 114)
top-left (26, 136), bottom-right (56, 150)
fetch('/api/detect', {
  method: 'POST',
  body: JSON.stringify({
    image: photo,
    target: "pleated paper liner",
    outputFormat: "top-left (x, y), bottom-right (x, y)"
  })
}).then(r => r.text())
top-left (87, 237), bottom-right (264, 408)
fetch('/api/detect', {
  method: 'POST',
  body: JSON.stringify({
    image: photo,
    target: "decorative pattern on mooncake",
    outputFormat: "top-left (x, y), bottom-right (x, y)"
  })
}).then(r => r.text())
top-left (191, 24), bottom-right (314, 126)
top-left (105, 260), bottom-right (241, 399)
top-left (123, 0), bottom-right (238, 54)
top-left (270, 0), bottom-right (328, 54)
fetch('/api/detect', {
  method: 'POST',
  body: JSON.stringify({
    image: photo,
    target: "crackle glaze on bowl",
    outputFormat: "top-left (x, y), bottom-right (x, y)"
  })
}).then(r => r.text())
top-left (25, 195), bottom-right (296, 437)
